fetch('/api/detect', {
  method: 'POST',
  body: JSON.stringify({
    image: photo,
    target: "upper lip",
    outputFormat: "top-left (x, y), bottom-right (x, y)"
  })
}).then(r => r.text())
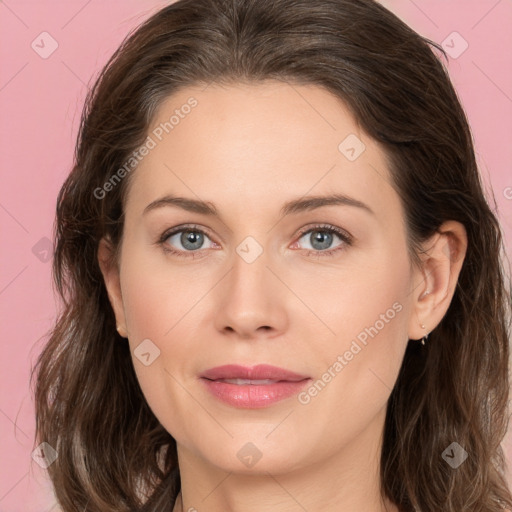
top-left (201, 364), bottom-right (310, 382)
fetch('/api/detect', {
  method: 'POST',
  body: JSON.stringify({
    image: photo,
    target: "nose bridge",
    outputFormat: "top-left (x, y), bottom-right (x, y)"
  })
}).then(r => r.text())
top-left (213, 232), bottom-right (287, 336)
top-left (229, 234), bottom-right (272, 301)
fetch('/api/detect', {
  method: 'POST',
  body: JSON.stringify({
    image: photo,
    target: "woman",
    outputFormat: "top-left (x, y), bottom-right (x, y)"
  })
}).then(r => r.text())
top-left (32, 0), bottom-right (512, 510)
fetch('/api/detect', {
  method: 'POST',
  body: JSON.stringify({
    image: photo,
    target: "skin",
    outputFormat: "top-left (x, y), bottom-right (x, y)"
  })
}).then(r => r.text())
top-left (98, 81), bottom-right (467, 512)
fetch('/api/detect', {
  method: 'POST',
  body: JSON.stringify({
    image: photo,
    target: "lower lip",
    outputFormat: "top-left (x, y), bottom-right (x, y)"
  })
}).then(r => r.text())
top-left (201, 378), bottom-right (311, 408)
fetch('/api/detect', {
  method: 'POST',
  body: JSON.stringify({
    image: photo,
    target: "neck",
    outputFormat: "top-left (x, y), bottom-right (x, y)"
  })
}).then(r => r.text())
top-left (171, 406), bottom-right (398, 512)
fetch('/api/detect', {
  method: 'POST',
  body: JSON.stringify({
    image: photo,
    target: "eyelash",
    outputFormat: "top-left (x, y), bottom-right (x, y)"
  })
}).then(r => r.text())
top-left (157, 223), bottom-right (353, 259)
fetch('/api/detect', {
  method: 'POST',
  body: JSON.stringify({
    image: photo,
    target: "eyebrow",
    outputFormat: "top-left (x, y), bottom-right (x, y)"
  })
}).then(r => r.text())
top-left (142, 193), bottom-right (375, 217)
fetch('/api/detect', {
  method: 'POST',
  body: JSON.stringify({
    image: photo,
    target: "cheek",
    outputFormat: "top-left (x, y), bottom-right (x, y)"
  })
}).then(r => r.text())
top-left (305, 250), bottom-right (410, 345)
top-left (119, 267), bottom-right (196, 438)
top-left (118, 248), bottom-right (212, 429)
top-left (120, 241), bottom-right (202, 340)
top-left (302, 249), bottom-right (412, 406)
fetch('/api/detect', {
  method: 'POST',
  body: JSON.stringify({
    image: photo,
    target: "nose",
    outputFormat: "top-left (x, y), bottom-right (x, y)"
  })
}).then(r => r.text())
top-left (213, 244), bottom-right (289, 340)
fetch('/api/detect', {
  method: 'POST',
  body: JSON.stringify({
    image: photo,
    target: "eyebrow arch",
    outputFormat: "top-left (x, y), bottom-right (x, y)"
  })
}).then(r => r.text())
top-left (143, 193), bottom-right (374, 217)
top-left (280, 193), bottom-right (374, 217)
top-left (143, 195), bottom-right (217, 216)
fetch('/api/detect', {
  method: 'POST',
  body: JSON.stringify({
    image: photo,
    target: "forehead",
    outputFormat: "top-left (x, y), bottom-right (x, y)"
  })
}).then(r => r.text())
top-left (124, 81), bottom-right (400, 220)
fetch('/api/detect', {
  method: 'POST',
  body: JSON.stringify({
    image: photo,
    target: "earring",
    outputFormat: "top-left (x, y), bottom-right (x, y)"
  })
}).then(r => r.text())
top-left (420, 324), bottom-right (429, 345)
top-left (116, 324), bottom-right (125, 338)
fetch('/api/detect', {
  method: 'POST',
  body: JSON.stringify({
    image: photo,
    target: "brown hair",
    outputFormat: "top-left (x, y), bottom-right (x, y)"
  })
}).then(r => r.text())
top-left (32, 0), bottom-right (512, 510)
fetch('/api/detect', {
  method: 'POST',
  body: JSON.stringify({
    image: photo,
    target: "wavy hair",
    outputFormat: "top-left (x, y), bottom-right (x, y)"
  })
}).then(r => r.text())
top-left (32, 0), bottom-right (512, 510)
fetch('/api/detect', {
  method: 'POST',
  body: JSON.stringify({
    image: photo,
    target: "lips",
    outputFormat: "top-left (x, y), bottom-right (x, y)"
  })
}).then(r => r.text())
top-left (200, 364), bottom-right (311, 408)
top-left (200, 364), bottom-right (309, 382)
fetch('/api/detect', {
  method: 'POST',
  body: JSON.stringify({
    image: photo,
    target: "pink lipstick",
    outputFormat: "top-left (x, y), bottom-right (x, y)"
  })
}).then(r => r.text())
top-left (200, 364), bottom-right (311, 408)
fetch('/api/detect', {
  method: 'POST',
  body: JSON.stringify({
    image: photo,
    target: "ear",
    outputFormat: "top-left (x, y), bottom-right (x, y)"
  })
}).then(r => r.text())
top-left (408, 220), bottom-right (467, 340)
top-left (97, 236), bottom-right (128, 338)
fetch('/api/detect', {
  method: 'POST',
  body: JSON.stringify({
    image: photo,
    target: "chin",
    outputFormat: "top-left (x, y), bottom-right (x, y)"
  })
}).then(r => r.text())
top-left (195, 435), bottom-right (315, 476)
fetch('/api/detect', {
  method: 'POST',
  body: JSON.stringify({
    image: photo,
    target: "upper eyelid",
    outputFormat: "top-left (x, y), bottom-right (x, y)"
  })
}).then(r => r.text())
top-left (296, 224), bottom-right (352, 241)
top-left (161, 224), bottom-right (221, 245)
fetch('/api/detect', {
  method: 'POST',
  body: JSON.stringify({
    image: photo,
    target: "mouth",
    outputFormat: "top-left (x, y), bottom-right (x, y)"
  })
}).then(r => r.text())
top-left (200, 363), bottom-right (310, 382)
top-left (207, 378), bottom-right (296, 385)
top-left (200, 364), bottom-right (311, 408)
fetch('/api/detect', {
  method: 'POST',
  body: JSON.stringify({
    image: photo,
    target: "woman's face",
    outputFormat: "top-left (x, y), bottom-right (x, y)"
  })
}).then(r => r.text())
top-left (103, 81), bottom-right (429, 474)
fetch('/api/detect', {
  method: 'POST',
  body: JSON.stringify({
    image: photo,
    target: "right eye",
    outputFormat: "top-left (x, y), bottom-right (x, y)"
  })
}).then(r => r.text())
top-left (158, 225), bottom-right (219, 258)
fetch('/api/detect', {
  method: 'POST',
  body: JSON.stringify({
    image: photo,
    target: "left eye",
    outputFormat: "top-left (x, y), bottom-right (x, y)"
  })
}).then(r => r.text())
top-left (295, 227), bottom-right (347, 252)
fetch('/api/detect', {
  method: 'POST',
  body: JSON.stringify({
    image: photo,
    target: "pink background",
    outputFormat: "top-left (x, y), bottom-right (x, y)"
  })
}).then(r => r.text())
top-left (1, 1), bottom-right (511, 510)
